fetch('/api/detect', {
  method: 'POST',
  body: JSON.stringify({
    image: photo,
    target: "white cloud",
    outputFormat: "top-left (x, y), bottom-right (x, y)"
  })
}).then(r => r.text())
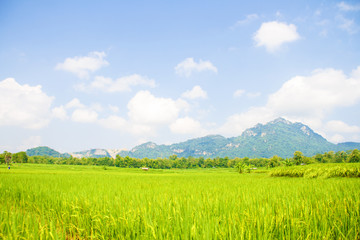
top-left (233, 89), bottom-right (245, 98)
top-left (80, 74), bottom-right (155, 92)
top-left (71, 108), bottom-right (98, 123)
top-left (219, 107), bottom-right (275, 136)
top-left (64, 98), bottom-right (102, 123)
top-left (329, 134), bottom-right (345, 143)
top-left (267, 68), bottom-right (360, 119)
top-left (55, 51), bottom-right (108, 79)
top-left (128, 90), bottom-right (186, 125)
top-left (52, 106), bottom-right (68, 120)
top-left (175, 58), bottom-right (218, 77)
top-left (325, 120), bottom-right (360, 133)
top-left (337, 2), bottom-right (360, 11)
top-left (352, 66), bottom-right (360, 79)
top-left (65, 98), bottom-right (85, 109)
top-left (253, 21), bottom-right (300, 52)
top-left (181, 85), bottom-right (208, 99)
top-left (0, 78), bottom-right (54, 129)
top-left (220, 66), bottom-right (360, 140)
top-left (170, 117), bottom-right (203, 135)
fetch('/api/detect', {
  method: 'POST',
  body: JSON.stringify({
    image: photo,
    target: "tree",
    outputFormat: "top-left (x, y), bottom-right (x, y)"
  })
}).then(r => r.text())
top-left (4, 151), bottom-right (12, 166)
top-left (12, 152), bottom-right (28, 163)
top-left (293, 151), bottom-right (304, 165)
top-left (246, 164), bottom-right (255, 173)
top-left (268, 155), bottom-right (281, 168)
top-left (322, 151), bottom-right (334, 163)
top-left (284, 158), bottom-right (293, 167)
top-left (236, 162), bottom-right (246, 174)
top-left (314, 153), bottom-right (323, 163)
top-left (334, 151), bottom-right (348, 163)
top-left (348, 149), bottom-right (360, 163)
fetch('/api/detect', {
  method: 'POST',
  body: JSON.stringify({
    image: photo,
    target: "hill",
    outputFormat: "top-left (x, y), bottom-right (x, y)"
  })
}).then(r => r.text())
top-left (117, 118), bottom-right (360, 158)
top-left (26, 146), bottom-right (70, 158)
top-left (26, 118), bottom-right (360, 159)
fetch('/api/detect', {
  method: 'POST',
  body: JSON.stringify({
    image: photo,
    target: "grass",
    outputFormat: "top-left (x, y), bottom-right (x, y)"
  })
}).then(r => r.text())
top-left (0, 164), bottom-right (359, 239)
top-left (270, 163), bottom-right (360, 178)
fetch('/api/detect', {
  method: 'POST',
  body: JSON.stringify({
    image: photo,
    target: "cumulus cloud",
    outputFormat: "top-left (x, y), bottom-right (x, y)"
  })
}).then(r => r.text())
top-left (220, 66), bottom-right (360, 140)
top-left (128, 90), bottom-right (187, 125)
top-left (181, 85), bottom-right (208, 99)
top-left (170, 117), bottom-right (203, 135)
top-left (52, 106), bottom-right (68, 120)
top-left (79, 74), bottom-right (155, 92)
top-left (65, 98), bottom-right (85, 109)
top-left (324, 120), bottom-right (360, 143)
top-left (55, 51), bottom-right (108, 79)
top-left (352, 66), bottom-right (360, 79)
top-left (0, 78), bottom-right (54, 129)
top-left (253, 21), bottom-right (300, 52)
top-left (267, 68), bottom-right (360, 118)
top-left (325, 120), bottom-right (360, 133)
top-left (219, 107), bottom-right (275, 136)
top-left (175, 58), bottom-right (217, 77)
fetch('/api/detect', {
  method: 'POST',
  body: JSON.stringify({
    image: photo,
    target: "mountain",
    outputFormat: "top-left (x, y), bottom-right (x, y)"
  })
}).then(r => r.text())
top-left (224, 118), bottom-right (335, 158)
top-left (26, 118), bottom-right (360, 159)
top-left (117, 118), bottom-right (360, 158)
top-left (26, 146), bottom-right (70, 158)
top-left (70, 149), bottom-right (125, 158)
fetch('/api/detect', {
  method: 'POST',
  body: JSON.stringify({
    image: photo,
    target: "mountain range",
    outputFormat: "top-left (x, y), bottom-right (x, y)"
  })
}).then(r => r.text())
top-left (26, 118), bottom-right (360, 159)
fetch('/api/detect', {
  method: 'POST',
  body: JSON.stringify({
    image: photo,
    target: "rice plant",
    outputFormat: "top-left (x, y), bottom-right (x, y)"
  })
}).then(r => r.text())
top-left (0, 164), bottom-right (359, 239)
top-left (270, 163), bottom-right (360, 178)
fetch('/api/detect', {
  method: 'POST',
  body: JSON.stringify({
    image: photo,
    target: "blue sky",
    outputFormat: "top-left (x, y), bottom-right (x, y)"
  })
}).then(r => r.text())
top-left (1, 0), bottom-right (360, 153)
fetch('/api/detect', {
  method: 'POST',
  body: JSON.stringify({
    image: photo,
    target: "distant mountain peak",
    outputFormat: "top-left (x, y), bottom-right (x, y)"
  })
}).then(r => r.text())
top-left (269, 117), bottom-right (292, 125)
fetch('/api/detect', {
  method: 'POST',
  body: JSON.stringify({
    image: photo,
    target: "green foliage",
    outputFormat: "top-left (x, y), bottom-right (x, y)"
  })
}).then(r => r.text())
top-left (1, 149), bottom-right (358, 173)
top-left (236, 162), bottom-right (246, 173)
top-left (11, 152), bottom-right (28, 163)
top-left (293, 151), bottom-right (304, 165)
top-left (284, 158), bottom-right (293, 166)
top-left (3, 151), bottom-right (12, 165)
top-left (348, 149), bottom-right (360, 163)
top-left (268, 155), bottom-right (282, 168)
top-left (270, 163), bottom-right (360, 178)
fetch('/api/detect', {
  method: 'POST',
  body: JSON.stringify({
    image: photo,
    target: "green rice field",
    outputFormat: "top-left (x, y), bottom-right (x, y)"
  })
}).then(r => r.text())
top-left (0, 164), bottom-right (359, 239)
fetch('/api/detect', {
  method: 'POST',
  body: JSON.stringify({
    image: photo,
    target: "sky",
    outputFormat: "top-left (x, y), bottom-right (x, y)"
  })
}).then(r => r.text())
top-left (1, 0), bottom-right (360, 153)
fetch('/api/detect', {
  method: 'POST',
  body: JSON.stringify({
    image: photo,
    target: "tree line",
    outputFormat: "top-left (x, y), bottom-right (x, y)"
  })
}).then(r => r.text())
top-left (1, 149), bottom-right (360, 169)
